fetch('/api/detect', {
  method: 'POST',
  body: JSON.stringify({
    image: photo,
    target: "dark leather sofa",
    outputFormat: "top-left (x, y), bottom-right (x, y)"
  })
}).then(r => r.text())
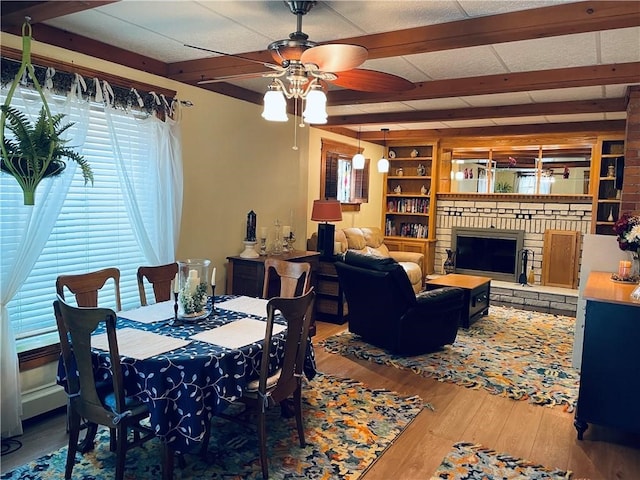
top-left (334, 251), bottom-right (465, 355)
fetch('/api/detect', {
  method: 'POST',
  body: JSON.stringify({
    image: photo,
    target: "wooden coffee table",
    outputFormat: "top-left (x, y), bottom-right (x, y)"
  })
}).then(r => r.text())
top-left (425, 274), bottom-right (491, 328)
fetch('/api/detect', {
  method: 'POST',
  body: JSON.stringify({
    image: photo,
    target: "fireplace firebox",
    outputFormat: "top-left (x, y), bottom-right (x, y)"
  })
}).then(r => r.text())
top-left (451, 227), bottom-right (524, 282)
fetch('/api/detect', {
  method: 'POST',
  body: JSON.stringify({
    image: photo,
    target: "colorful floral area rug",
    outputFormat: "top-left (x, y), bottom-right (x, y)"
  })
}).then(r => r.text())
top-left (321, 305), bottom-right (579, 410)
top-left (430, 441), bottom-right (572, 479)
top-left (1, 373), bottom-right (423, 480)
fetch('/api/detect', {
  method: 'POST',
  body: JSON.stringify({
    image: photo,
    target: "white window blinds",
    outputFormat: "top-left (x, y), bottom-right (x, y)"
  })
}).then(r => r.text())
top-left (2, 94), bottom-right (156, 351)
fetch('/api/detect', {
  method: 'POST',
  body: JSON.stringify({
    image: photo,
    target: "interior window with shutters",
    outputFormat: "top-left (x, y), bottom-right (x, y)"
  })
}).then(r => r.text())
top-left (1, 93), bottom-right (155, 352)
top-left (320, 139), bottom-right (369, 204)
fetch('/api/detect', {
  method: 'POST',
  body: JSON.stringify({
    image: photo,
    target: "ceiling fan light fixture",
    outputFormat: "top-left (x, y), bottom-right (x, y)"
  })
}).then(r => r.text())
top-left (302, 83), bottom-right (327, 124)
top-left (262, 82), bottom-right (288, 122)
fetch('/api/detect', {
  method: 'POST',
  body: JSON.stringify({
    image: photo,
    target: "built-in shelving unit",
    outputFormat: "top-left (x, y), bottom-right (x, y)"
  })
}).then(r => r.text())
top-left (592, 137), bottom-right (624, 235)
top-left (382, 143), bottom-right (437, 274)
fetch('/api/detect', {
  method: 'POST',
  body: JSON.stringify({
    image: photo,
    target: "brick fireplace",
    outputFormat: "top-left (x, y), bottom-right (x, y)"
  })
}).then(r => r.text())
top-left (435, 194), bottom-right (592, 312)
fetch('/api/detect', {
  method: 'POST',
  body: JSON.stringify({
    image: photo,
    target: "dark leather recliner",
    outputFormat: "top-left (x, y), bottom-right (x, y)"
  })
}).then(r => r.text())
top-left (334, 251), bottom-right (465, 355)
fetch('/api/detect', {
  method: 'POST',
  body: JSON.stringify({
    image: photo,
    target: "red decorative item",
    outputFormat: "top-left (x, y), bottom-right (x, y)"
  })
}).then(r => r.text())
top-left (563, 166), bottom-right (570, 179)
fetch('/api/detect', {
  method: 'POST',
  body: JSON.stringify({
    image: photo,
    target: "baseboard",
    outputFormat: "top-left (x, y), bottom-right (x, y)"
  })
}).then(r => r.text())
top-left (21, 382), bottom-right (66, 421)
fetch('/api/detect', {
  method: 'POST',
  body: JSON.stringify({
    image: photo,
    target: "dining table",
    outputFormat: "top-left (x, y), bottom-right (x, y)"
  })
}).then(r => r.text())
top-left (56, 294), bottom-right (317, 455)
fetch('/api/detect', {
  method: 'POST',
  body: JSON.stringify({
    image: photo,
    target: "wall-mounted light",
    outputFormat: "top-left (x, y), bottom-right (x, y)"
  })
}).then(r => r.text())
top-left (377, 128), bottom-right (390, 173)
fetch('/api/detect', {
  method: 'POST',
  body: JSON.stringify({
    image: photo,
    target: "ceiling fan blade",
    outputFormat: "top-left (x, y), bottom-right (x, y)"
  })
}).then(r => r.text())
top-left (300, 44), bottom-right (367, 72)
top-left (197, 70), bottom-right (279, 85)
top-left (330, 69), bottom-right (416, 92)
top-left (185, 44), bottom-right (281, 70)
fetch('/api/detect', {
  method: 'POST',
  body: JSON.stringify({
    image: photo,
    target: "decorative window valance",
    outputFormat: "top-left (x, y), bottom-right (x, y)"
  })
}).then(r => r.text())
top-left (1, 48), bottom-right (179, 116)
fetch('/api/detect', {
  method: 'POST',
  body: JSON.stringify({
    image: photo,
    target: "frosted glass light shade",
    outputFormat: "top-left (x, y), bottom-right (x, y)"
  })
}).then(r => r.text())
top-left (303, 87), bottom-right (327, 124)
top-left (352, 153), bottom-right (365, 170)
top-left (377, 157), bottom-right (389, 173)
top-left (262, 90), bottom-right (288, 122)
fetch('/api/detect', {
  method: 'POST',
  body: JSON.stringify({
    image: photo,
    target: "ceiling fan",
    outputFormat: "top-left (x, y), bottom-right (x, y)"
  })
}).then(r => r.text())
top-left (191, 0), bottom-right (415, 94)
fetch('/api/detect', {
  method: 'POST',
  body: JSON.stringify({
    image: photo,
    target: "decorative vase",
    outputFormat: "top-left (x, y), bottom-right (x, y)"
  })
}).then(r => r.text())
top-left (443, 249), bottom-right (456, 274)
top-left (177, 259), bottom-right (211, 320)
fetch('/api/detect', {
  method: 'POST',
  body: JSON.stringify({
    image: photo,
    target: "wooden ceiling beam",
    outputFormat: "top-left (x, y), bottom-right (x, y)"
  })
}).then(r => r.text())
top-left (327, 63), bottom-right (640, 106)
top-left (1, 1), bottom-right (118, 27)
top-left (325, 98), bottom-right (627, 126)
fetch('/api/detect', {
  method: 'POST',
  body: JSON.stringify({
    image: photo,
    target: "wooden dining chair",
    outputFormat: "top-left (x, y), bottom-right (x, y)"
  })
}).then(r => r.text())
top-left (203, 289), bottom-right (315, 479)
top-left (137, 262), bottom-right (178, 306)
top-left (53, 296), bottom-right (171, 480)
top-left (262, 258), bottom-right (311, 299)
top-left (56, 267), bottom-right (122, 311)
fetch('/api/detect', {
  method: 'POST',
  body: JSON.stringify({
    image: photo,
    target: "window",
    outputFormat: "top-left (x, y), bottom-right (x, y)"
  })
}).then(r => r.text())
top-left (320, 139), bottom-right (369, 205)
top-left (2, 92), bottom-right (159, 352)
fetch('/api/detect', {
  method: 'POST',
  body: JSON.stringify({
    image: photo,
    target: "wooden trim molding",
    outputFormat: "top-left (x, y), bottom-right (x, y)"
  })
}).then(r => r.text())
top-left (437, 193), bottom-right (594, 203)
top-left (18, 343), bottom-right (61, 372)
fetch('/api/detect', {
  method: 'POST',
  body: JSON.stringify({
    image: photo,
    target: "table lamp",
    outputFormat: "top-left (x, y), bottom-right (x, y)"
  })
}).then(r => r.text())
top-left (311, 199), bottom-right (342, 258)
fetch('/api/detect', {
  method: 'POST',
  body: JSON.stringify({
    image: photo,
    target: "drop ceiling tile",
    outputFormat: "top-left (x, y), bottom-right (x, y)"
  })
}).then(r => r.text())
top-left (529, 86), bottom-right (605, 102)
top-left (458, 0), bottom-right (574, 16)
top-left (605, 112), bottom-right (627, 120)
top-left (404, 46), bottom-right (507, 79)
top-left (327, 0), bottom-right (466, 32)
top-left (360, 57), bottom-right (434, 83)
top-left (402, 98), bottom-right (471, 110)
top-left (600, 27), bottom-right (640, 64)
top-left (396, 121), bottom-right (451, 130)
top-left (492, 116), bottom-right (551, 125)
top-left (461, 92), bottom-right (534, 107)
top-left (545, 113), bottom-right (606, 123)
top-left (493, 33), bottom-right (598, 72)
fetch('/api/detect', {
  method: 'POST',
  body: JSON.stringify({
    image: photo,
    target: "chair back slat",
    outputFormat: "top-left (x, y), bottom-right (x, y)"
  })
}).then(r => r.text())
top-left (262, 258), bottom-right (311, 299)
top-left (137, 263), bottom-right (178, 306)
top-left (56, 267), bottom-right (122, 311)
top-left (260, 289), bottom-right (315, 404)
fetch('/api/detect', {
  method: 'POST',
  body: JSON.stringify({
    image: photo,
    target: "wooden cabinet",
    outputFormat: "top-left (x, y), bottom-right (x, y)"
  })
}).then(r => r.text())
top-left (226, 251), bottom-right (320, 298)
top-left (384, 236), bottom-right (435, 276)
top-left (315, 259), bottom-right (348, 324)
top-left (541, 229), bottom-right (581, 289)
top-left (574, 272), bottom-right (640, 440)
top-left (591, 137), bottom-right (624, 235)
top-left (382, 143), bottom-right (437, 274)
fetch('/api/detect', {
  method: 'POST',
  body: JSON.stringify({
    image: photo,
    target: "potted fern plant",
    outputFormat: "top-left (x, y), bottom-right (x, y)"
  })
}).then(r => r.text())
top-left (1, 20), bottom-right (93, 205)
top-left (1, 105), bottom-right (93, 205)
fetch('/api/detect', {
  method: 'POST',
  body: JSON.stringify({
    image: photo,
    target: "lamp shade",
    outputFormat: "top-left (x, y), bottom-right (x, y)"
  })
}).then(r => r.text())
top-left (311, 199), bottom-right (342, 222)
top-left (262, 89), bottom-right (288, 122)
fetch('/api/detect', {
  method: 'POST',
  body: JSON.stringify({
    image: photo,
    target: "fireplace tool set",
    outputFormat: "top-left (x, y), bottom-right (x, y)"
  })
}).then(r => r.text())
top-left (518, 249), bottom-right (535, 286)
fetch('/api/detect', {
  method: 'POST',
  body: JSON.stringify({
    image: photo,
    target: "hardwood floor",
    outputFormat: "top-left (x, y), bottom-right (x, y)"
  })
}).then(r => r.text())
top-left (2, 320), bottom-right (639, 478)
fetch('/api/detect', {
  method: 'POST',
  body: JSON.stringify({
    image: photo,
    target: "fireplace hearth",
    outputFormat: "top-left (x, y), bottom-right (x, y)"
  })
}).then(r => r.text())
top-left (452, 227), bottom-right (524, 282)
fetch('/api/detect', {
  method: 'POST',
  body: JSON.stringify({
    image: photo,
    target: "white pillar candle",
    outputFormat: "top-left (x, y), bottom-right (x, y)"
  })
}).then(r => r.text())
top-left (282, 225), bottom-right (290, 237)
top-left (211, 267), bottom-right (216, 286)
top-left (260, 227), bottom-right (268, 239)
top-left (173, 273), bottom-right (179, 293)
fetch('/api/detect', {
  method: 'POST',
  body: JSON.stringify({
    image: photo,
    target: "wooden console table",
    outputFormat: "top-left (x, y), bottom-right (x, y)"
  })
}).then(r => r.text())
top-left (574, 271), bottom-right (640, 439)
top-left (425, 274), bottom-right (491, 328)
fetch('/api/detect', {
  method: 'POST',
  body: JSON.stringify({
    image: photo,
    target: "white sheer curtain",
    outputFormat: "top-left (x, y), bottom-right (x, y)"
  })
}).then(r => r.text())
top-left (0, 88), bottom-right (90, 438)
top-left (104, 101), bottom-right (183, 265)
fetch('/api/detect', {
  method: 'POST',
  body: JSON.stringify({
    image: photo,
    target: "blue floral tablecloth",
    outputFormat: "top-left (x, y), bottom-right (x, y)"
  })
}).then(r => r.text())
top-left (56, 295), bottom-right (317, 454)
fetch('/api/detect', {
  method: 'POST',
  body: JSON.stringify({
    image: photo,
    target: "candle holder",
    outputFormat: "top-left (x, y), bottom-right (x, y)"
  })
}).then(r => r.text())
top-left (170, 291), bottom-right (182, 326)
top-left (259, 236), bottom-right (267, 256)
top-left (272, 220), bottom-right (283, 255)
top-left (210, 284), bottom-right (216, 313)
top-left (177, 259), bottom-right (211, 320)
top-left (286, 232), bottom-right (295, 252)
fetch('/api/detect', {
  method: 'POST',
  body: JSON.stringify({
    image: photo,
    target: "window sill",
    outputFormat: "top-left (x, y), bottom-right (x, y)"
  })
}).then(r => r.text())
top-left (18, 335), bottom-right (61, 372)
